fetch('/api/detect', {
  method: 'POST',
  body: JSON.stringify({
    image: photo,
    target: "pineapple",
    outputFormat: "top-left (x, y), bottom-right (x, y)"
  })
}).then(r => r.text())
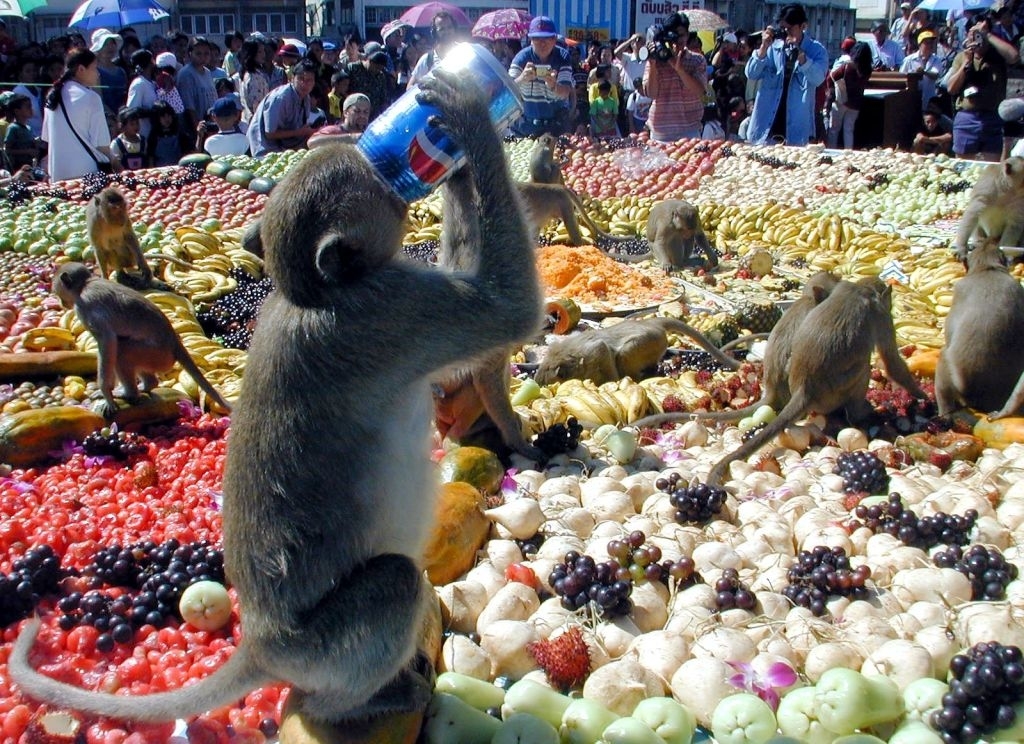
top-left (733, 300), bottom-right (783, 334)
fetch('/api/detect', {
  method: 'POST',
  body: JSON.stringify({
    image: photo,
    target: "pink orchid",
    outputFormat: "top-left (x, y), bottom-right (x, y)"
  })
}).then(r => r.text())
top-left (0, 476), bottom-right (35, 494)
top-left (49, 439), bottom-right (85, 462)
top-left (176, 399), bottom-right (202, 420)
top-left (501, 468), bottom-right (520, 498)
top-left (653, 430), bottom-right (697, 465)
top-left (727, 660), bottom-right (797, 711)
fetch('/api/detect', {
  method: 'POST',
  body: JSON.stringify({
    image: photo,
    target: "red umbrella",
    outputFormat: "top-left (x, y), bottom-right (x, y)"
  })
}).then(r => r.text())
top-left (399, 1), bottom-right (470, 28)
top-left (472, 8), bottom-right (532, 41)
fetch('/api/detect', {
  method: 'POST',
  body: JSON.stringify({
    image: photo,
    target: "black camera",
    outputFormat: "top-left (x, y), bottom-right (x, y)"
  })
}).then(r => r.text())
top-left (650, 12), bottom-right (689, 62)
top-left (766, 25), bottom-right (785, 41)
top-left (202, 121), bottom-right (218, 133)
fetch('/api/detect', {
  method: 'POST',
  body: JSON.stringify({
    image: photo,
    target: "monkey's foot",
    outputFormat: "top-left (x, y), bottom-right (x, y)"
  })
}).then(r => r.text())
top-left (278, 690), bottom-right (425, 744)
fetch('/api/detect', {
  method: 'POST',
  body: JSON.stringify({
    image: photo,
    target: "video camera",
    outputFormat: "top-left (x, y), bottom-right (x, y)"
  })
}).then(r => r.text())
top-left (649, 11), bottom-right (689, 62)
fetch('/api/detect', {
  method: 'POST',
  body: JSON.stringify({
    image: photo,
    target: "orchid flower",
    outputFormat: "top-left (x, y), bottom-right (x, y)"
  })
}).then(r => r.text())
top-left (653, 429), bottom-right (697, 465)
top-left (177, 398), bottom-right (202, 420)
top-left (501, 468), bottom-right (521, 499)
top-left (49, 438), bottom-right (85, 462)
top-left (208, 489), bottom-right (224, 511)
top-left (0, 476), bottom-right (35, 494)
top-left (727, 659), bottom-right (797, 712)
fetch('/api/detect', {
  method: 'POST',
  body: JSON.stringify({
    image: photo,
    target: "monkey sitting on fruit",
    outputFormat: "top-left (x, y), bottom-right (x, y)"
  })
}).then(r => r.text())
top-left (86, 186), bottom-right (173, 291)
top-left (11, 70), bottom-right (541, 728)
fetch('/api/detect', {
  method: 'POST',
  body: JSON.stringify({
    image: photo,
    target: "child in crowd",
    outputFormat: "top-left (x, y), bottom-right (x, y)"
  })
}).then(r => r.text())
top-left (625, 76), bottom-right (651, 134)
top-left (4, 93), bottom-right (39, 172)
top-left (590, 80), bottom-right (619, 138)
top-left (326, 70), bottom-right (350, 123)
top-left (147, 100), bottom-right (185, 166)
top-left (199, 96), bottom-right (248, 157)
top-left (110, 106), bottom-right (146, 170)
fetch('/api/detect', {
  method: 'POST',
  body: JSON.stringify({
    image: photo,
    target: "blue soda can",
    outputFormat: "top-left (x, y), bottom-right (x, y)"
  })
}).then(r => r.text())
top-left (357, 43), bottom-right (523, 203)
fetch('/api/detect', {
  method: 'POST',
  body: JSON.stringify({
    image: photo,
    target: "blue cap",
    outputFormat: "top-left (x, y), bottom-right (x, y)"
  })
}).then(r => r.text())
top-left (210, 96), bottom-right (241, 117)
top-left (528, 16), bottom-right (558, 38)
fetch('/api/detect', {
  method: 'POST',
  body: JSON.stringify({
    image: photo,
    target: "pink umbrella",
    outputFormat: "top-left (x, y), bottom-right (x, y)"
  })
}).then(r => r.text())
top-left (399, 1), bottom-right (470, 28)
top-left (472, 8), bottom-right (532, 41)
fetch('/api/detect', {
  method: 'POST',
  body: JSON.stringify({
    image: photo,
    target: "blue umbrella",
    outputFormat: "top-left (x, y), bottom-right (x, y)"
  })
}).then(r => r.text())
top-left (69, 0), bottom-right (170, 31)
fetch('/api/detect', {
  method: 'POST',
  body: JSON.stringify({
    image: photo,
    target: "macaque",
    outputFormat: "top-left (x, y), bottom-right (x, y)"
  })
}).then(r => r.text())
top-left (534, 317), bottom-right (741, 386)
top-left (529, 132), bottom-right (563, 184)
top-left (639, 199), bottom-right (718, 270)
top-left (953, 157), bottom-right (1024, 261)
top-left (936, 241), bottom-right (1024, 419)
top-left (86, 187), bottom-right (169, 291)
top-left (433, 157), bottom-right (544, 461)
top-left (633, 271), bottom-right (840, 428)
top-left (516, 182), bottom-right (631, 247)
top-left (11, 72), bottom-right (542, 725)
top-left (705, 278), bottom-right (926, 486)
top-left (50, 263), bottom-right (231, 419)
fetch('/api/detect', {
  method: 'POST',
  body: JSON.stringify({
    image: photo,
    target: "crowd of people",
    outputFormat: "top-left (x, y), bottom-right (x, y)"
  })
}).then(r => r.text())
top-left (0, 0), bottom-right (1021, 182)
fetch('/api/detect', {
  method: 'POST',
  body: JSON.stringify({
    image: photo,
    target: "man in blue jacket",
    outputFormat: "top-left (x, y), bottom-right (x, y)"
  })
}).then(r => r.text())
top-left (744, 3), bottom-right (828, 146)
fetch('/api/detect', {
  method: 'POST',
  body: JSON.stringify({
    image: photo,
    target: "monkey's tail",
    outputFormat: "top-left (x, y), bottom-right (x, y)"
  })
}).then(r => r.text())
top-left (175, 347), bottom-right (233, 414)
top-left (632, 393), bottom-right (770, 430)
top-left (9, 615), bottom-right (272, 722)
top-left (659, 319), bottom-right (744, 370)
top-left (706, 394), bottom-right (807, 487)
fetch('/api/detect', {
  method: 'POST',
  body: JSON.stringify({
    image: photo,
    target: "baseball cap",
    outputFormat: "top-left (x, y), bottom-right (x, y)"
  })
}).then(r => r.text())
top-left (900, 2), bottom-right (912, 8)
top-left (841, 37), bottom-right (856, 52)
top-left (871, 19), bottom-right (889, 32)
top-left (90, 28), bottom-right (123, 54)
top-left (368, 50), bottom-right (388, 66)
top-left (722, 32), bottom-right (738, 44)
top-left (363, 41), bottom-right (383, 56)
top-left (322, 41), bottom-right (337, 51)
top-left (917, 29), bottom-right (937, 42)
top-left (999, 97), bottom-right (1024, 122)
top-left (210, 97), bottom-right (241, 117)
top-left (278, 43), bottom-right (302, 58)
top-left (155, 51), bottom-right (179, 70)
top-left (528, 16), bottom-right (558, 38)
top-left (343, 93), bottom-right (370, 112)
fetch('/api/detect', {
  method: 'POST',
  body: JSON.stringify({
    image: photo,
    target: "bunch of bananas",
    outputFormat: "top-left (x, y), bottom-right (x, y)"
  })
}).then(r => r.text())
top-left (511, 377), bottom-right (649, 430)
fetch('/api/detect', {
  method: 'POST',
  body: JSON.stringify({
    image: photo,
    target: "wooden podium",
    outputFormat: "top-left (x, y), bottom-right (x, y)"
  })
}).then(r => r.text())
top-left (854, 71), bottom-right (922, 150)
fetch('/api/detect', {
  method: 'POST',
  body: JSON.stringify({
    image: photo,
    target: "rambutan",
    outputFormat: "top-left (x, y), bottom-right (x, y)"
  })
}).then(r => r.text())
top-left (527, 626), bottom-right (592, 690)
top-left (662, 394), bottom-right (685, 413)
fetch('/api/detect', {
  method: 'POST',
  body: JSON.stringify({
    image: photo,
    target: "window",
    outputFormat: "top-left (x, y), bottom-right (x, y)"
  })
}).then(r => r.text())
top-left (250, 12), bottom-right (299, 34)
top-left (181, 14), bottom-right (236, 37)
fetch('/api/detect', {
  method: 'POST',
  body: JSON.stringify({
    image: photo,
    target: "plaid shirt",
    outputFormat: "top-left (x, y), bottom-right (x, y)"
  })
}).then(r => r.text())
top-left (644, 48), bottom-right (706, 140)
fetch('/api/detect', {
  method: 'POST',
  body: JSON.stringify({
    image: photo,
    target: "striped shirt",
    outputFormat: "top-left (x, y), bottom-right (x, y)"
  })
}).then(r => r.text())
top-left (644, 49), bottom-right (706, 141)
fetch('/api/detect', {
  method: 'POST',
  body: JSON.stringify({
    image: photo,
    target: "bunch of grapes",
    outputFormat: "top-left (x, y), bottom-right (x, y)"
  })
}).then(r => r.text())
top-left (548, 550), bottom-right (632, 617)
top-left (0, 545), bottom-right (65, 626)
top-left (931, 642), bottom-right (1024, 744)
top-left (56, 590), bottom-right (135, 650)
top-left (714, 568), bottom-right (757, 611)
top-left (81, 426), bottom-right (149, 460)
top-left (82, 539), bottom-right (226, 628)
top-left (402, 240), bottom-right (439, 264)
top-left (657, 473), bottom-right (727, 524)
top-left (746, 152), bottom-right (799, 170)
top-left (533, 417), bottom-right (584, 458)
top-left (515, 533), bottom-right (545, 558)
top-left (940, 179), bottom-right (974, 195)
top-left (852, 493), bottom-right (977, 550)
top-left (834, 450), bottom-right (890, 495)
top-left (783, 546), bottom-right (871, 616)
top-left (602, 236), bottom-right (650, 258)
top-left (933, 544), bottom-right (1018, 601)
top-left (196, 267), bottom-right (273, 350)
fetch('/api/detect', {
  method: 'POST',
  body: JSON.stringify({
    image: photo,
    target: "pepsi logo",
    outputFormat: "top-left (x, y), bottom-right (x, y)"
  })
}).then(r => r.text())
top-left (407, 126), bottom-right (459, 184)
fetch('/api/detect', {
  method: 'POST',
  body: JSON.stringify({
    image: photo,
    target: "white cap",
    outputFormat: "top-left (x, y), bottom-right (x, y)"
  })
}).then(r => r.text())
top-left (722, 32), bottom-right (738, 44)
top-left (90, 28), bottom-right (122, 54)
top-left (155, 51), bottom-right (179, 70)
top-left (999, 97), bottom-right (1024, 122)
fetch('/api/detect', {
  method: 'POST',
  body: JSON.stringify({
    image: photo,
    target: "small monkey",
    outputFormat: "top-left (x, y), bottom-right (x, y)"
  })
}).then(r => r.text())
top-left (953, 157), bottom-right (1024, 262)
top-left (705, 278), bottom-right (926, 486)
top-left (936, 241), bottom-right (1024, 419)
top-left (633, 271), bottom-right (840, 428)
top-left (617, 199), bottom-right (718, 270)
top-left (534, 317), bottom-right (742, 386)
top-left (86, 187), bottom-right (170, 291)
top-left (516, 182), bottom-right (632, 247)
top-left (529, 132), bottom-right (563, 184)
top-left (12, 71), bottom-right (541, 726)
top-left (50, 263), bottom-right (231, 419)
top-left (433, 155), bottom-right (545, 461)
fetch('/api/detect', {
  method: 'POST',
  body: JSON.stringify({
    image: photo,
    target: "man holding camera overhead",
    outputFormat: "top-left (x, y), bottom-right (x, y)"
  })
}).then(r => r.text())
top-left (641, 11), bottom-right (706, 142)
top-left (744, 3), bottom-right (828, 146)
top-left (943, 12), bottom-right (1020, 160)
top-left (509, 16), bottom-right (574, 137)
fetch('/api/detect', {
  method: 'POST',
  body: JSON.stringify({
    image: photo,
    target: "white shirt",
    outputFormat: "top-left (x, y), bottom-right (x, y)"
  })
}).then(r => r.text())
top-left (126, 75), bottom-right (158, 139)
top-left (870, 38), bottom-right (905, 70)
top-left (1012, 138), bottom-right (1024, 157)
top-left (899, 52), bottom-right (945, 108)
top-left (41, 81), bottom-right (111, 183)
top-left (204, 130), bottom-right (249, 157)
top-left (12, 83), bottom-right (42, 137)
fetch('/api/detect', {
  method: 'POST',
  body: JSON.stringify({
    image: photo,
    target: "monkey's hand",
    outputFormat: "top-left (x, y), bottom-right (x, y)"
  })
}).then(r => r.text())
top-left (416, 70), bottom-right (492, 153)
top-left (953, 243), bottom-right (971, 263)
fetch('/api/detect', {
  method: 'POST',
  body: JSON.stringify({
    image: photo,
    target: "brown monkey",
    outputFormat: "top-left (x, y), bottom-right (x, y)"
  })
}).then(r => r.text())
top-left (529, 132), bottom-right (563, 184)
top-left (534, 317), bottom-right (741, 386)
top-left (936, 241), bottom-right (1024, 419)
top-left (611, 199), bottom-right (717, 270)
top-left (86, 187), bottom-right (170, 291)
top-left (515, 182), bottom-right (632, 247)
top-left (49, 263), bottom-right (231, 419)
top-left (632, 271), bottom-right (840, 428)
top-left (11, 71), bottom-right (541, 726)
top-left (952, 157), bottom-right (1024, 261)
top-left (433, 155), bottom-right (545, 461)
top-left (705, 278), bottom-right (926, 486)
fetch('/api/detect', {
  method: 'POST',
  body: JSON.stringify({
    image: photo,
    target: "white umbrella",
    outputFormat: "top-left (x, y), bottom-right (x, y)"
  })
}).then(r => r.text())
top-left (916, 0), bottom-right (995, 12)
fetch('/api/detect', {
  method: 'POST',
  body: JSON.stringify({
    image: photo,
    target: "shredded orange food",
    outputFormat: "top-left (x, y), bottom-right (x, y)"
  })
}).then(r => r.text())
top-left (536, 245), bottom-right (678, 309)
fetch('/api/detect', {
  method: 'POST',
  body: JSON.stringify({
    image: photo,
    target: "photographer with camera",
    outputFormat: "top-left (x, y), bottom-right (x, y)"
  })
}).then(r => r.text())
top-left (509, 16), bottom-right (574, 137)
top-left (744, 3), bottom-right (828, 146)
top-left (642, 11), bottom-right (707, 142)
top-left (943, 12), bottom-right (1019, 160)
